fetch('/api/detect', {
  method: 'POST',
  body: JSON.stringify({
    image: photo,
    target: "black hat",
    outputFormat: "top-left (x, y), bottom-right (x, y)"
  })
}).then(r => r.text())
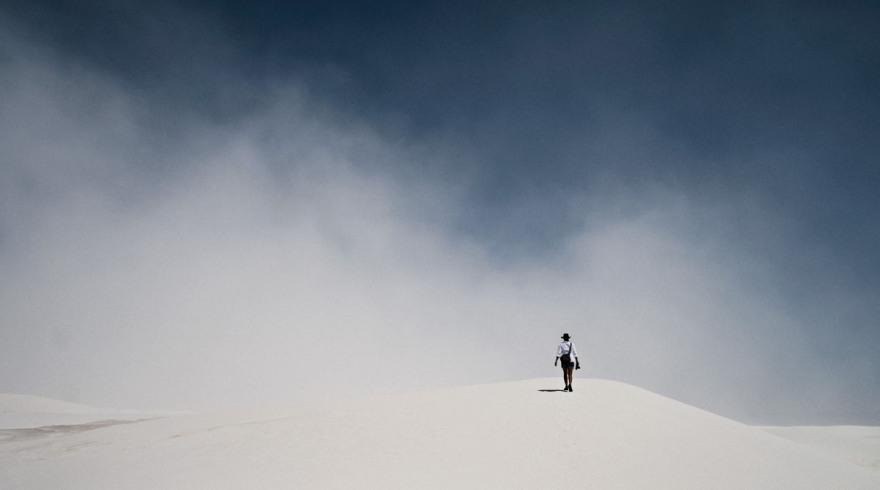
top-left (561, 333), bottom-right (571, 340)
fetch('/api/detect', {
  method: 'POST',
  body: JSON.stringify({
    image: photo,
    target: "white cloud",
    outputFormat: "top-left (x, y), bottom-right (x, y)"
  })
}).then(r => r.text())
top-left (0, 19), bottom-right (870, 423)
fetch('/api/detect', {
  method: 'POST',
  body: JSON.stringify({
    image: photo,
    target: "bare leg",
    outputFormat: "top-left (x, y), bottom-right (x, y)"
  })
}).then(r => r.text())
top-left (566, 367), bottom-right (574, 389)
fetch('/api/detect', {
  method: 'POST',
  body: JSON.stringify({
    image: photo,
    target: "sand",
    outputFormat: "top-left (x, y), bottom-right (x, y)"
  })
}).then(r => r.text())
top-left (1, 378), bottom-right (878, 489)
top-left (763, 425), bottom-right (880, 472)
top-left (0, 393), bottom-right (158, 429)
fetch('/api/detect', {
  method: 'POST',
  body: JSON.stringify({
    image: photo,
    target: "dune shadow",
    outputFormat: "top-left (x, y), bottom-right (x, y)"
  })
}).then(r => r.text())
top-left (537, 389), bottom-right (566, 392)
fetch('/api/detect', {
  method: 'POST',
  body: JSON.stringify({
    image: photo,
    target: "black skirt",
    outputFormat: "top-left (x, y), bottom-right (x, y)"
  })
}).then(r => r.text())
top-left (560, 355), bottom-right (573, 369)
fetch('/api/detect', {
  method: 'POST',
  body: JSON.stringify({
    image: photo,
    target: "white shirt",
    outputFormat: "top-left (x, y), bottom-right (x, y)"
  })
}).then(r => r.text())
top-left (557, 341), bottom-right (577, 358)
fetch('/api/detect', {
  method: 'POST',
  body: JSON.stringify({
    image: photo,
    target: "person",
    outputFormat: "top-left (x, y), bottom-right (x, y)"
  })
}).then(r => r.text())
top-left (554, 333), bottom-right (580, 392)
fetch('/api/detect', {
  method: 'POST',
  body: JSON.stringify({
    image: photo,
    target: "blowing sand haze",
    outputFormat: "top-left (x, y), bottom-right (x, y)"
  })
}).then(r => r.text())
top-left (2, 379), bottom-right (878, 489)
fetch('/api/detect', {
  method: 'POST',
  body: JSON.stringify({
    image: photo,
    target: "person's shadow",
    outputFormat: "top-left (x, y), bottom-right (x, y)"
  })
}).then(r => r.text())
top-left (537, 389), bottom-right (566, 392)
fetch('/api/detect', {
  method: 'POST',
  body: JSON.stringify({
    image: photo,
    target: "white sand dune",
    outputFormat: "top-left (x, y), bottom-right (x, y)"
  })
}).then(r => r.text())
top-left (763, 425), bottom-right (880, 472)
top-left (0, 393), bottom-right (151, 430)
top-left (1, 378), bottom-right (878, 489)
top-left (0, 394), bottom-right (106, 415)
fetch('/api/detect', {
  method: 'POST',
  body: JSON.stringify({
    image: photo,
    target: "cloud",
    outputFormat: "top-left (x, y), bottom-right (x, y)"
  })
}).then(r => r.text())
top-left (0, 12), bottom-right (876, 424)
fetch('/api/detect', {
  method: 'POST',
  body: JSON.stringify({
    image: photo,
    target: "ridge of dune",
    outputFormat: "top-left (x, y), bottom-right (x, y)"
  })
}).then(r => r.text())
top-left (1, 378), bottom-right (878, 489)
top-left (0, 393), bottom-right (105, 415)
top-left (0, 393), bottom-right (153, 430)
top-left (762, 425), bottom-right (880, 471)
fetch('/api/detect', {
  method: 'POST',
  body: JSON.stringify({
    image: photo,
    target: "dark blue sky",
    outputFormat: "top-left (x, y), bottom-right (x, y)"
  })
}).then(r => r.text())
top-left (1, 0), bottom-right (878, 420)
top-left (15, 0), bottom-right (875, 294)
top-left (9, 1), bottom-right (878, 245)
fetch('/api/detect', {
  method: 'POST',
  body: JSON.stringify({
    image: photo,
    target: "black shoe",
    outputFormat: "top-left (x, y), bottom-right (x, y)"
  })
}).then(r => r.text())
top-left (565, 385), bottom-right (571, 392)
top-left (569, 385), bottom-right (574, 392)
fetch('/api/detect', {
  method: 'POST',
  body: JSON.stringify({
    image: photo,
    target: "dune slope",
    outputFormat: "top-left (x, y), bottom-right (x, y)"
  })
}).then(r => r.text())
top-left (763, 425), bottom-right (880, 472)
top-left (0, 393), bottom-right (151, 430)
top-left (1, 379), bottom-right (878, 489)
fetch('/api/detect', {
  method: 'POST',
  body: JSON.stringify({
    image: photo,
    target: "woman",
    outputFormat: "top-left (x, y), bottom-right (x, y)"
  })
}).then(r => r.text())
top-left (554, 333), bottom-right (580, 392)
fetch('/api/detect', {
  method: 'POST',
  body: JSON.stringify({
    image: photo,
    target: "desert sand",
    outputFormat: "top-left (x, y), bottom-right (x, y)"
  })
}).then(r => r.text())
top-left (762, 425), bottom-right (880, 472)
top-left (1, 378), bottom-right (878, 489)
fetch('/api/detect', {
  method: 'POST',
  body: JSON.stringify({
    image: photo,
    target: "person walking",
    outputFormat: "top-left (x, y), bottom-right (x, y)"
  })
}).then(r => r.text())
top-left (554, 333), bottom-right (580, 392)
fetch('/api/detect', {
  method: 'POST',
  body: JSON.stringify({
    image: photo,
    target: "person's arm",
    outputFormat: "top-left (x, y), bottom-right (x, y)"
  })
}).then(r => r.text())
top-left (572, 342), bottom-right (580, 369)
top-left (555, 343), bottom-right (561, 366)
